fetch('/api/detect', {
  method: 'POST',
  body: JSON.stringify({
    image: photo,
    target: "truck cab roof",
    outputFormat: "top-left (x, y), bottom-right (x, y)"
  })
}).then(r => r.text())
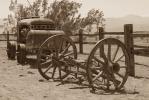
top-left (18, 18), bottom-right (55, 30)
top-left (18, 18), bottom-right (54, 26)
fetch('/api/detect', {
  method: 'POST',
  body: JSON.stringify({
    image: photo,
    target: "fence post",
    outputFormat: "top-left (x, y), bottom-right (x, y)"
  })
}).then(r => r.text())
top-left (79, 29), bottom-right (83, 54)
top-left (124, 24), bottom-right (135, 76)
top-left (98, 27), bottom-right (104, 57)
top-left (7, 31), bottom-right (9, 49)
top-left (98, 27), bottom-right (104, 40)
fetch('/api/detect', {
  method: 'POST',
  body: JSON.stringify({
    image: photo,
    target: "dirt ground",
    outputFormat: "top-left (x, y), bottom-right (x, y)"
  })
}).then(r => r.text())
top-left (0, 42), bottom-right (149, 100)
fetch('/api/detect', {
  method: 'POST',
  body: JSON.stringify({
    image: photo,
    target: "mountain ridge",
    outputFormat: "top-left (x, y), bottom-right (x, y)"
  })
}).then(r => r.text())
top-left (105, 15), bottom-right (149, 32)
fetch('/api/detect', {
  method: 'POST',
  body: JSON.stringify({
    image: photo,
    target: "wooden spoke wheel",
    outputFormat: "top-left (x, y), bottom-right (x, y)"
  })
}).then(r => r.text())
top-left (87, 38), bottom-right (130, 92)
top-left (37, 34), bottom-right (77, 81)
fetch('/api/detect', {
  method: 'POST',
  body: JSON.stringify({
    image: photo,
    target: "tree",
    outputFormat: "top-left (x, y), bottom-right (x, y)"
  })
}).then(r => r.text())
top-left (47, 0), bottom-right (82, 30)
top-left (8, 0), bottom-right (105, 35)
top-left (16, 4), bottom-right (27, 20)
top-left (80, 9), bottom-right (105, 33)
top-left (9, 0), bottom-right (15, 11)
top-left (9, 0), bottom-right (42, 20)
top-left (42, 0), bottom-right (48, 16)
top-left (32, 0), bottom-right (42, 16)
top-left (62, 14), bottom-right (82, 34)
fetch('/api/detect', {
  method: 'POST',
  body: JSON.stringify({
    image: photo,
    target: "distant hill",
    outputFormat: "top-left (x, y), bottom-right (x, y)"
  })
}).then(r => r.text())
top-left (105, 15), bottom-right (149, 32)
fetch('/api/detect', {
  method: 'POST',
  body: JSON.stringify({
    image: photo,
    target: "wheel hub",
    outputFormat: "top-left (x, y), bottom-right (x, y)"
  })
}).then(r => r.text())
top-left (107, 61), bottom-right (120, 73)
top-left (112, 63), bottom-right (120, 73)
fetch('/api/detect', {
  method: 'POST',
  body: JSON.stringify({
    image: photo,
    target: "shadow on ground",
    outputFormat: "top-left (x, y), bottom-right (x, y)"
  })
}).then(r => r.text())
top-left (26, 58), bottom-right (38, 68)
top-left (39, 76), bottom-right (140, 95)
top-left (135, 76), bottom-right (149, 80)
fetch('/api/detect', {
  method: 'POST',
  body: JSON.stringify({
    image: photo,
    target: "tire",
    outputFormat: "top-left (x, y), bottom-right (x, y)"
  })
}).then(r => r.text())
top-left (7, 42), bottom-right (16, 60)
top-left (17, 45), bottom-right (26, 64)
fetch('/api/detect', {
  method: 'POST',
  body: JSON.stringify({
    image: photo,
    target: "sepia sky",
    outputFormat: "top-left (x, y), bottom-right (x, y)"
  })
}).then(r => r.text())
top-left (0, 0), bottom-right (149, 18)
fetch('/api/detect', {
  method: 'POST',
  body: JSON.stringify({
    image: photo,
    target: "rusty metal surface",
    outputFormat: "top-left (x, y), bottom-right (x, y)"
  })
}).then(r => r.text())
top-left (26, 30), bottom-right (65, 50)
top-left (18, 18), bottom-right (54, 26)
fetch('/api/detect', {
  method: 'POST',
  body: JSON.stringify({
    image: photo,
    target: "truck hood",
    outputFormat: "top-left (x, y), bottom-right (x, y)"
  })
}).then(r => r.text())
top-left (26, 30), bottom-right (65, 50)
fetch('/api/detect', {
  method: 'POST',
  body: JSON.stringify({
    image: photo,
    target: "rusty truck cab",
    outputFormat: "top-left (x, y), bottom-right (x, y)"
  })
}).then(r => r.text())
top-left (15, 18), bottom-right (64, 64)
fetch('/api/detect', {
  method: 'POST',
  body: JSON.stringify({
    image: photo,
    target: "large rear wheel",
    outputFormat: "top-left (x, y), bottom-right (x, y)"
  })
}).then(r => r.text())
top-left (87, 38), bottom-right (130, 92)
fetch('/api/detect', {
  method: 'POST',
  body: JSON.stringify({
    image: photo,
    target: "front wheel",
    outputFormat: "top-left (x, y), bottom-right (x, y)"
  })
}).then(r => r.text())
top-left (17, 45), bottom-right (26, 64)
top-left (37, 34), bottom-right (77, 81)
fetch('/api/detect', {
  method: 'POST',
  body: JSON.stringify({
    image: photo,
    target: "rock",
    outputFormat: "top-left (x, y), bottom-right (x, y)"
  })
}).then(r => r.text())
top-left (27, 71), bottom-right (35, 74)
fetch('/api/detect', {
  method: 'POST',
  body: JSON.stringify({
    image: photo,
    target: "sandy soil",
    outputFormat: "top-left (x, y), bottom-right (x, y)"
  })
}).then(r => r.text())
top-left (0, 42), bottom-right (149, 100)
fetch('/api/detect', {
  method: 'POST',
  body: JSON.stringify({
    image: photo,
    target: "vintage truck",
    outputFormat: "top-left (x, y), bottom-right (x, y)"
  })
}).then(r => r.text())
top-left (7, 17), bottom-right (65, 64)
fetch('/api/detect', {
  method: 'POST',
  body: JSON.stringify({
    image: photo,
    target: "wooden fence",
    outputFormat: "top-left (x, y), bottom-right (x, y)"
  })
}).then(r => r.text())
top-left (67, 25), bottom-right (135, 76)
top-left (73, 24), bottom-right (149, 77)
top-left (97, 24), bottom-right (149, 77)
top-left (0, 34), bottom-right (16, 41)
top-left (1, 24), bottom-right (149, 77)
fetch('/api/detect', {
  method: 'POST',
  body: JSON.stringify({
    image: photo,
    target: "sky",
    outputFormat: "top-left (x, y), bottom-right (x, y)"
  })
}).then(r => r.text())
top-left (0, 0), bottom-right (149, 18)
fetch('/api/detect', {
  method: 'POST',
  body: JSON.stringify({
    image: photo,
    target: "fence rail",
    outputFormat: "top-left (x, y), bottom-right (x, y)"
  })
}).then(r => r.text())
top-left (134, 45), bottom-right (149, 49)
top-left (0, 34), bottom-right (16, 41)
top-left (133, 31), bottom-right (149, 33)
top-left (103, 32), bottom-right (124, 35)
top-left (133, 33), bottom-right (149, 37)
top-left (71, 33), bottom-right (99, 37)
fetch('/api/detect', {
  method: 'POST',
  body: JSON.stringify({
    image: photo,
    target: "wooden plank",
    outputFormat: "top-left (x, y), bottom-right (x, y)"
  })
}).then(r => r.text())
top-left (83, 42), bottom-right (97, 44)
top-left (70, 33), bottom-right (99, 37)
top-left (0, 33), bottom-right (16, 41)
top-left (133, 34), bottom-right (149, 37)
top-left (0, 39), bottom-right (17, 41)
top-left (70, 34), bottom-right (79, 36)
top-left (124, 24), bottom-right (135, 76)
top-left (133, 31), bottom-right (149, 33)
top-left (70, 32), bottom-right (149, 37)
top-left (73, 41), bottom-right (96, 44)
top-left (134, 49), bottom-right (149, 56)
top-left (79, 29), bottom-right (83, 54)
top-left (103, 32), bottom-right (124, 35)
top-left (82, 34), bottom-right (98, 37)
top-left (70, 32), bottom-right (124, 37)
top-left (0, 34), bottom-right (16, 36)
top-left (98, 27), bottom-right (104, 57)
top-left (134, 45), bottom-right (149, 49)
